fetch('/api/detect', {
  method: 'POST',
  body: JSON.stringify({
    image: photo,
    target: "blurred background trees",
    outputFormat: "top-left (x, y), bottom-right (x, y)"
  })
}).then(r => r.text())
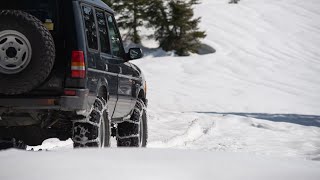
top-left (103, 0), bottom-right (146, 43)
top-left (103, 0), bottom-right (206, 56)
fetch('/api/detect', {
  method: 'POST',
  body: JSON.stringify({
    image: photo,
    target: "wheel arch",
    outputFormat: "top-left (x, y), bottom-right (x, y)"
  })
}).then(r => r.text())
top-left (138, 89), bottom-right (147, 106)
top-left (97, 78), bottom-right (109, 101)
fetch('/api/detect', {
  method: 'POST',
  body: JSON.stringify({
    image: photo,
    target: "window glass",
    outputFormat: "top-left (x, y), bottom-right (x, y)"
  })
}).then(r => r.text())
top-left (96, 10), bottom-right (111, 54)
top-left (82, 6), bottom-right (98, 50)
top-left (106, 16), bottom-right (123, 57)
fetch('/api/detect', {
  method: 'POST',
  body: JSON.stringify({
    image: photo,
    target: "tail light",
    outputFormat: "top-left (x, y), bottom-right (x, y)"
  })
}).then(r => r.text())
top-left (71, 51), bottom-right (86, 78)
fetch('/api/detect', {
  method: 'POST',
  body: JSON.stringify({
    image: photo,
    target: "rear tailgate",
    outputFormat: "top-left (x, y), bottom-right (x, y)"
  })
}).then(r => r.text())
top-left (0, 0), bottom-right (74, 97)
top-left (0, 0), bottom-right (90, 111)
top-left (23, 0), bottom-right (67, 96)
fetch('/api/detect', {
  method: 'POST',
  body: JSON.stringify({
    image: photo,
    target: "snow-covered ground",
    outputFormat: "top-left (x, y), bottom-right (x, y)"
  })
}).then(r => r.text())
top-left (1, 0), bottom-right (320, 179)
top-left (133, 0), bottom-right (320, 161)
top-left (1, 149), bottom-right (320, 180)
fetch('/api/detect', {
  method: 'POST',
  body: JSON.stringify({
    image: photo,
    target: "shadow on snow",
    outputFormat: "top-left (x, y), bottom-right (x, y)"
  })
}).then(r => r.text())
top-left (190, 112), bottom-right (320, 127)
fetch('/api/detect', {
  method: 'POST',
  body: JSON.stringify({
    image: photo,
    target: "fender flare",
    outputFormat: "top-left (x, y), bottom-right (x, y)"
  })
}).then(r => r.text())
top-left (96, 77), bottom-right (109, 100)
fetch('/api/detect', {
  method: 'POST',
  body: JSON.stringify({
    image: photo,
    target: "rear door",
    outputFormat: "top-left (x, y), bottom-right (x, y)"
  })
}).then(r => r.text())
top-left (81, 4), bottom-right (119, 115)
top-left (82, 4), bottom-right (103, 104)
top-left (94, 9), bottom-right (119, 115)
top-left (105, 15), bottom-right (134, 119)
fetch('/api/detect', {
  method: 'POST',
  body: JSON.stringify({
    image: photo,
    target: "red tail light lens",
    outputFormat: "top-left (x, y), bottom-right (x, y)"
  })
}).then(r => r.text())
top-left (71, 51), bottom-right (86, 78)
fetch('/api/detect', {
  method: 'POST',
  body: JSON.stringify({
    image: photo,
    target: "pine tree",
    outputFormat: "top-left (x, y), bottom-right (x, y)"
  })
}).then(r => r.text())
top-left (167, 0), bottom-right (206, 56)
top-left (146, 0), bottom-right (206, 56)
top-left (102, 0), bottom-right (146, 44)
top-left (104, 0), bottom-right (206, 56)
top-left (144, 0), bottom-right (169, 42)
top-left (102, 0), bottom-right (112, 7)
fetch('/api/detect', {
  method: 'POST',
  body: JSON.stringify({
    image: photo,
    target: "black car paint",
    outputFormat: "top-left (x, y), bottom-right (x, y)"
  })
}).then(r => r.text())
top-left (0, 0), bottom-right (146, 123)
top-left (77, 0), bottom-right (145, 119)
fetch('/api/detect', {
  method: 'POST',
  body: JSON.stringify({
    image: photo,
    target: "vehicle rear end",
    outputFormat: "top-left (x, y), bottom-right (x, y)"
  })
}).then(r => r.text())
top-left (0, 0), bottom-right (89, 111)
top-left (0, 0), bottom-right (88, 146)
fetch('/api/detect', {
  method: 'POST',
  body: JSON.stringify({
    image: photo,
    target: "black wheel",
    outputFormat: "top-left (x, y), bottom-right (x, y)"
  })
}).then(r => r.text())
top-left (0, 10), bottom-right (55, 95)
top-left (72, 97), bottom-right (111, 148)
top-left (0, 138), bottom-right (27, 151)
top-left (117, 99), bottom-right (148, 147)
top-left (0, 139), bottom-right (13, 150)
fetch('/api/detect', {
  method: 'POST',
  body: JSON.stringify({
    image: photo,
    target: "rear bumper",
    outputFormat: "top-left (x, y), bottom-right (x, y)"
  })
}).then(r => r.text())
top-left (0, 89), bottom-right (89, 112)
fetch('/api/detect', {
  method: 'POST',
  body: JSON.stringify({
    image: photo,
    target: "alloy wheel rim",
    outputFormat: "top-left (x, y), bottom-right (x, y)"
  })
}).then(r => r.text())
top-left (0, 30), bottom-right (32, 74)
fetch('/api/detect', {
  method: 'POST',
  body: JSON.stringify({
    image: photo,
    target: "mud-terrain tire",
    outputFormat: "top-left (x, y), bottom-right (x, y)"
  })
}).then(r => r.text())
top-left (0, 10), bottom-right (55, 95)
top-left (117, 99), bottom-right (148, 147)
top-left (72, 97), bottom-right (111, 148)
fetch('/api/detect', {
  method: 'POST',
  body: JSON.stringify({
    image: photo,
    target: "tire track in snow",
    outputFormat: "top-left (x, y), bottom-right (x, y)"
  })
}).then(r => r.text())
top-left (149, 119), bottom-right (216, 148)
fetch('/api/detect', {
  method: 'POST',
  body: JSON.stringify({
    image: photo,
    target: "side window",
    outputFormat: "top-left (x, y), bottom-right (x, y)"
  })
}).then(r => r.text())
top-left (96, 10), bottom-right (111, 54)
top-left (82, 6), bottom-right (98, 50)
top-left (106, 15), bottom-right (124, 58)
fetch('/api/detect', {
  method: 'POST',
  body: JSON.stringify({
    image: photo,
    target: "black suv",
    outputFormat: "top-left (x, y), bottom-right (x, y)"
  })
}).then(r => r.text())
top-left (0, 0), bottom-right (148, 149)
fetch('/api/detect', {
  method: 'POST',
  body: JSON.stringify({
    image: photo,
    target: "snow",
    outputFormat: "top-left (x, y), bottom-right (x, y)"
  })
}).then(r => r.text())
top-left (1, 0), bottom-right (320, 179)
top-left (0, 149), bottom-right (320, 180)
top-left (131, 0), bottom-right (320, 160)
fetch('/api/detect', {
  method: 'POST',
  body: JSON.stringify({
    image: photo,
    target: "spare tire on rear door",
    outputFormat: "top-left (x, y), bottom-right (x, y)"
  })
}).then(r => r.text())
top-left (0, 10), bottom-right (55, 95)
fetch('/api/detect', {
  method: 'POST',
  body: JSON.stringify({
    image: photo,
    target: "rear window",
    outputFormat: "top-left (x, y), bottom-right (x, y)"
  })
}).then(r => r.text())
top-left (96, 10), bottom-right (111, 54)
top-left (82, 6), bottom-right (98, 50)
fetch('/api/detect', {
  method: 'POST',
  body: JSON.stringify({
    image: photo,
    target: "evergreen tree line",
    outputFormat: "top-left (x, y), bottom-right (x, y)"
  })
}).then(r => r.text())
top-left (103, 0), bottom-right (206, 56)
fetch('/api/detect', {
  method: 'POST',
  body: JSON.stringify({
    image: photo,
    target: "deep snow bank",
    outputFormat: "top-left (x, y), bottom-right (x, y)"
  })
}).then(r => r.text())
top-left (0, 149), bottom-right (320, 180)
